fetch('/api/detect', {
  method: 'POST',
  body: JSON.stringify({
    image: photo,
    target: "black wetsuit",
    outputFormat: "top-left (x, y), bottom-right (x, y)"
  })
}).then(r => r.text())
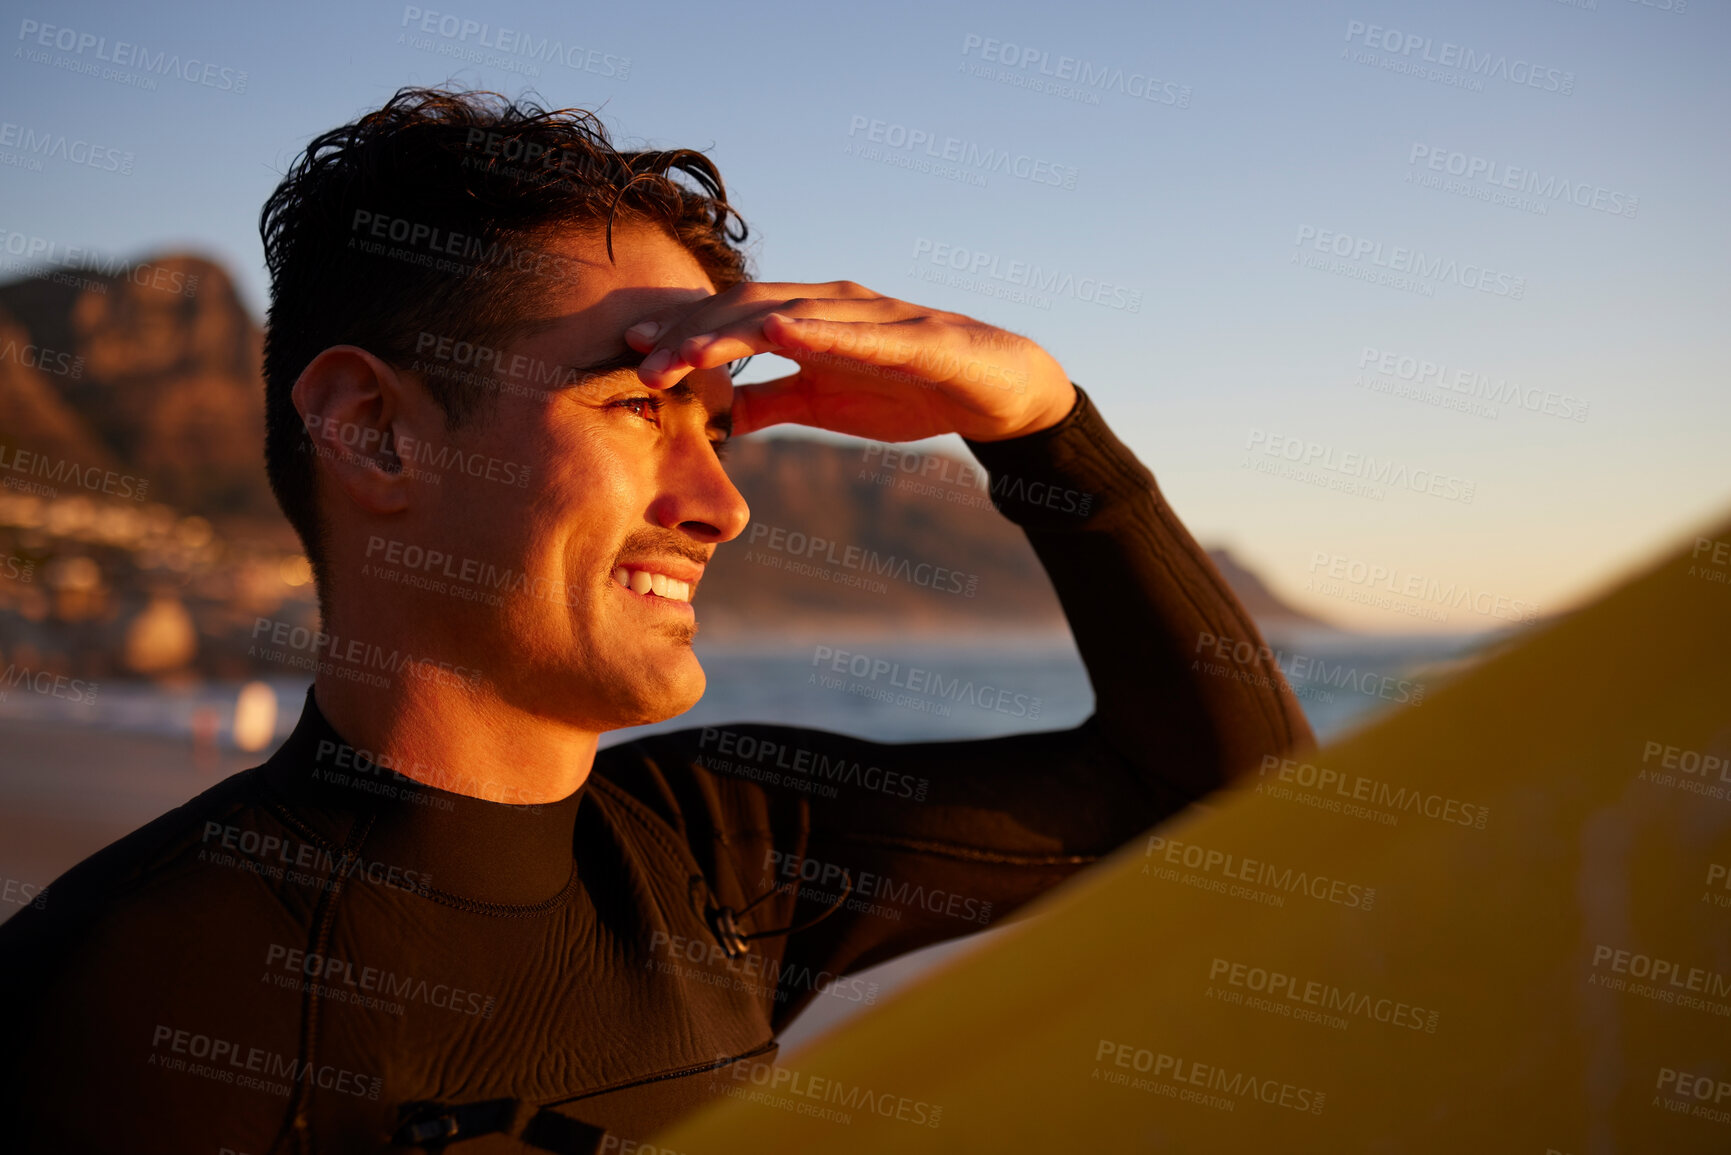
top-left (0, 385), bottom-right (1312, 1153)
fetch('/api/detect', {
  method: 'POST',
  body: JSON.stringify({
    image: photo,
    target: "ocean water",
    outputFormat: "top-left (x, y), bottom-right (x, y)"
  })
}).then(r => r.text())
top-left (0, 629), bottom-right (1500, 750)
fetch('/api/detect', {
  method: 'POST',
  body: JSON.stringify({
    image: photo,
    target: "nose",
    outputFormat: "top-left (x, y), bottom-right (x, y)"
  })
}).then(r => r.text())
top-left (652, 430), bottom-right (751, 545)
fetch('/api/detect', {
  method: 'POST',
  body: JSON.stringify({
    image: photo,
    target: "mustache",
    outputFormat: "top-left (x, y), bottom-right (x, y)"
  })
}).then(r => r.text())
top-left (613, 530), bottom-right (712, 568)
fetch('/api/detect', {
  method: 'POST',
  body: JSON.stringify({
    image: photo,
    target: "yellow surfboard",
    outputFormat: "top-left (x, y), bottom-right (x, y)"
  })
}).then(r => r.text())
top-left (656, 517), bottom-right (1731, 1153)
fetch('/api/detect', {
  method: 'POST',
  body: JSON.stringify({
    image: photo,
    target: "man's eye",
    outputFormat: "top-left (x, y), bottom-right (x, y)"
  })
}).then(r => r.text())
top-left (710, 438), bottom-right (731, 462)
top-left (608, 396), bottom-right (661, 420)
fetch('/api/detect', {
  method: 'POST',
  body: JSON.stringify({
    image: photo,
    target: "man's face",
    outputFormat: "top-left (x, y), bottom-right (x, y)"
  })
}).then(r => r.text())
top-left (393, 223), bottom-right (749, 731)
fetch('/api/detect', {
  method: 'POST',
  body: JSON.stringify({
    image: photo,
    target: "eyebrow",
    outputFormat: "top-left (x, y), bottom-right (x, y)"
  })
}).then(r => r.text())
top-left (563, 349), bottom-right (644, 381)
top-left (564, 350), bottom-right (733, 438)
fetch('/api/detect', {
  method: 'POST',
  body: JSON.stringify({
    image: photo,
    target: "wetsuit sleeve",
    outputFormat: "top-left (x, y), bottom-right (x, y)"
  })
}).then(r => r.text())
top-left (611, 383), bottom-right (1315, 1031)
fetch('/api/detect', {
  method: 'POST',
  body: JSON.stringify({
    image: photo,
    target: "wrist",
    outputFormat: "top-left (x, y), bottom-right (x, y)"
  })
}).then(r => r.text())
top-left (971, 378), bottom-right (1080, 443)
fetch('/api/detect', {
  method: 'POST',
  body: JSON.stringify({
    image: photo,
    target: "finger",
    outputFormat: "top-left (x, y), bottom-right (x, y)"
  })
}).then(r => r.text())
top-left (636, 317), bottom-right (795, 387)
top-left (622, 304), bottom-right (702, 353)
top-left (637, 292), bottom-right (909, 363)
top-left (636, 299), bottom-right (912, 385)
top-left (623, 297), bottom-right (717, 351)
top-left (624, 282), bottom-right (873, 352)
top-left (764, 314), bottom-right (948, 380)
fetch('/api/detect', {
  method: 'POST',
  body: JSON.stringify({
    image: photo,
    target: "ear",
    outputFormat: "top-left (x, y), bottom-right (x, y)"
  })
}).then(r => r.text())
top-left (291, 345), bottom-right (424, 516)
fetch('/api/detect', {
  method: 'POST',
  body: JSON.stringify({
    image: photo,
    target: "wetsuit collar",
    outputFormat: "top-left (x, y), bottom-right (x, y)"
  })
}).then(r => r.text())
top-left (259, 687), bottom-right (584, 908)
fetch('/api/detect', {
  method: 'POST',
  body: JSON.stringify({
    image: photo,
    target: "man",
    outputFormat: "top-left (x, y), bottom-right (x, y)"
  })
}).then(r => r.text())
top-left (0, 88), bottom-right (1311, 1152)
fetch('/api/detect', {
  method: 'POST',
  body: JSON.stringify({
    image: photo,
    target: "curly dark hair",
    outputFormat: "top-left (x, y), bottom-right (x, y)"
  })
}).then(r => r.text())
top-left (259, 85), bottom-right (750, 580)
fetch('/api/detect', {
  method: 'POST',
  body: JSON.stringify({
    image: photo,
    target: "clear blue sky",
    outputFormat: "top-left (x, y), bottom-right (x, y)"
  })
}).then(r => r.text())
top-left (4, 0), bottom-right (1726, 631)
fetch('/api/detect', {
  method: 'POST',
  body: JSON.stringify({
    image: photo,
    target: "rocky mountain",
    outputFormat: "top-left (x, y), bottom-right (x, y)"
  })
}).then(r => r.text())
top-left (0, 252), bottom-right (275, 518)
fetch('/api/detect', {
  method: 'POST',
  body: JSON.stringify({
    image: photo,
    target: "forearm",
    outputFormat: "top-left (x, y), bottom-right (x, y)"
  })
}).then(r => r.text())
top-left (963, 384), bottom-right (1315, 800)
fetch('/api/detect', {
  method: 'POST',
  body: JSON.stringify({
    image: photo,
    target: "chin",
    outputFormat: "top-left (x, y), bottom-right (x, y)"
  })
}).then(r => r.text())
top-left (612, 660), bottom-right (706, 728)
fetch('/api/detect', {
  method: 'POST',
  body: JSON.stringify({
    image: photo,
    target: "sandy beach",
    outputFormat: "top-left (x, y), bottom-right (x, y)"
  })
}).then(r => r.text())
top-left (0, 719), bottom-right (260, 923)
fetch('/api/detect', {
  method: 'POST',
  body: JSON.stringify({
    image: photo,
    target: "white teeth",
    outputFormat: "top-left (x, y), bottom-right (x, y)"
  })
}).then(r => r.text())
top-left (613, 567), bottom-right (694, 602)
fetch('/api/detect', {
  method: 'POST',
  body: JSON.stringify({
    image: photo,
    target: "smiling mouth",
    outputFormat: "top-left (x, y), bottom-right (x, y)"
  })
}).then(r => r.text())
top-left (611, 566), bottom-right (694, 603)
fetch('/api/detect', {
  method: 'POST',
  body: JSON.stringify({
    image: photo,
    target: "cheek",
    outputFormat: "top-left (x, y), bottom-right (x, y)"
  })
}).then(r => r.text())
top-left (551, 426), bottom-right (639, 506)
top-left (537, 427), bottom-right (647, 553)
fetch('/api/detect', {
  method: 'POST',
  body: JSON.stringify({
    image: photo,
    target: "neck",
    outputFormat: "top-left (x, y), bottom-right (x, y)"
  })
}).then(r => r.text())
top-left (312, 661), bottom-right (599, 807)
